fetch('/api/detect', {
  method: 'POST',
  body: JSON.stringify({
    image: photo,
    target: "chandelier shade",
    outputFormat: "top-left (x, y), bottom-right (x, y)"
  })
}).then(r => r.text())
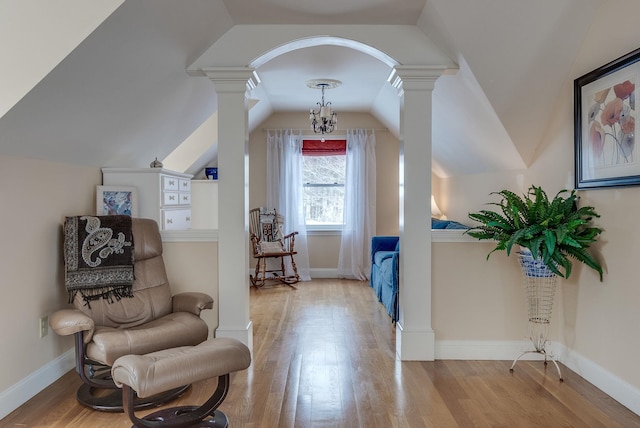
top-left (307, 79), bottom-right (340, 134)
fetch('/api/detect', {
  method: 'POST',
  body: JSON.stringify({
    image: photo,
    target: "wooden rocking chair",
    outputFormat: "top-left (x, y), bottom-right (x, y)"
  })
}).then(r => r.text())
top-left (249, 207), bottom-right (300, 287)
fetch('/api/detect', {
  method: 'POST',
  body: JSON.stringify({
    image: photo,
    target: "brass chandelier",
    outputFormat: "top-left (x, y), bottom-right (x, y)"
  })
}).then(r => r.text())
top-left (307, 79), bottom-right (340, 134)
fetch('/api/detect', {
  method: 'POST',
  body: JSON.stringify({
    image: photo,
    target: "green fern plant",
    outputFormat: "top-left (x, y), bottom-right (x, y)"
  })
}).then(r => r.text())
top-left (466, 185), bottom-right (604, 281)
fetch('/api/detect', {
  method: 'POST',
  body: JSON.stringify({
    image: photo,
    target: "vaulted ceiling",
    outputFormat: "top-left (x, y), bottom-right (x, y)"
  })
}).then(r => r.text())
top-left (0, 0), bottom-right (603, 178)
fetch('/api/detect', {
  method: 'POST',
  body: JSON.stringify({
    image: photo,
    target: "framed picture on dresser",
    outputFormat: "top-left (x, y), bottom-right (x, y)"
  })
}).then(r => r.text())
top-left (96, 185), bottom-right (138, 217)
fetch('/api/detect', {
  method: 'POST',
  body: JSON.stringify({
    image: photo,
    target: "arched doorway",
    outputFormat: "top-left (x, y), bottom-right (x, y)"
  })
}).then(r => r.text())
top-left (190, 29), bottom-right (453, 360)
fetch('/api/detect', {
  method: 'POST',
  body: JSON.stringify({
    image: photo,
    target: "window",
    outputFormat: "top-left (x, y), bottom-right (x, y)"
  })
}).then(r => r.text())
top-left (302, 140), bottom-right (346, 229)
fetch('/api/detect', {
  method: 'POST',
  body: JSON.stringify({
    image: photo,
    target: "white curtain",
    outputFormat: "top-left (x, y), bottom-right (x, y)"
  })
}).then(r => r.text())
top-left (338, 129), bottom-right (376, 280)
top-left (266, 130), bottom-right (311, 281)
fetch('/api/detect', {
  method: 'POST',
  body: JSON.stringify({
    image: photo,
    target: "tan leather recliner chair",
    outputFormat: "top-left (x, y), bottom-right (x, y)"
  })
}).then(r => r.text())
top-left (50, 218), bottom-right (213, 411)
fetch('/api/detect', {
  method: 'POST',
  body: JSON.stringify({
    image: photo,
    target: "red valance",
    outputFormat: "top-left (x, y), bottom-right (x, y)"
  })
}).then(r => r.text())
top-left (302, 139), bottom-right (346, 156)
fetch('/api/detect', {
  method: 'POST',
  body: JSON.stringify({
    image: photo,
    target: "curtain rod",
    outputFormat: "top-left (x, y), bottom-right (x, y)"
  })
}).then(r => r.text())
top-left (260, 128), bottom-right (388, 133)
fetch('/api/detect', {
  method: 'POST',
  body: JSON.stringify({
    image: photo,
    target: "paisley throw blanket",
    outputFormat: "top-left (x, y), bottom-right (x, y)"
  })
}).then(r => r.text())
top-left (64, 215), bottom-right (134, 305)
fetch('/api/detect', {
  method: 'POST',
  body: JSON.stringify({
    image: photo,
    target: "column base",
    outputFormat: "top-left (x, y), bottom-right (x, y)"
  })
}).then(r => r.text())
top-left (395, 322), bottom-right (435, 361)
top-left (215, 321), bottom-right (253, 352)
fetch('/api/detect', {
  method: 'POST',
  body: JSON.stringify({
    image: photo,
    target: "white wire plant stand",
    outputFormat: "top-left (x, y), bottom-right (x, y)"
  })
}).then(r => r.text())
top-left (510, 251), bottom-right (563, 381)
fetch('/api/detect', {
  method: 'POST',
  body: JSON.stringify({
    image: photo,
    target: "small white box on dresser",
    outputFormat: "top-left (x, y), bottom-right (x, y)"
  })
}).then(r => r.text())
top-left (102, 167), bottom-right (193, 230)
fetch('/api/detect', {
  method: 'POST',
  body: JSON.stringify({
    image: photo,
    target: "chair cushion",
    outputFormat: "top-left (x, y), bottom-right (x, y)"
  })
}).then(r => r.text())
top-left (112, 338), bottom-right (251, 398)
top-left (374, 250), bottom-right (396, 266)
top-left (132, 218), bottom-right (163, 261)
top-left (75, 280), bottom-right (173, 329)
top-left (379, 257), bottom-right (395, 286)
top-left (431, 218), bottom-right (450, 229)
top-left (445, 221), bottom-right (468, 229)
top-left (431, 217), bottom-right (469, 229)
top-left (86, 311), bottom-right (209, 366)
top-left (74, 219), bottom-right (174, 328)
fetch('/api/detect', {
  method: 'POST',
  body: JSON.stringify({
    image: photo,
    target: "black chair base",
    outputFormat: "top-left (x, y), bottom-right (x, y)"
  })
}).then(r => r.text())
top-left (131, 407), bottom-right (228, 428)
top-left (122, 374), bottom-right (231, 428)
top-left (77, 383), bottom-right (190, 412)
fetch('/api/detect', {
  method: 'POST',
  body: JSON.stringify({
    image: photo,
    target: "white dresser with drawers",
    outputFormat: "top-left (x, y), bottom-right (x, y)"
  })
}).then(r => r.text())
top-left (102, 167), bottom-right (193, 230)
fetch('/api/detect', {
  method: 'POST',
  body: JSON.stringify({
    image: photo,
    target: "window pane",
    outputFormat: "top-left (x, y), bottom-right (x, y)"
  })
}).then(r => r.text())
top-left (303, 155), bottom-right (345, 225)
top-left (303, 155), bottom-right (345, 184)
top-left (303, 185), bottom-right (344, 225)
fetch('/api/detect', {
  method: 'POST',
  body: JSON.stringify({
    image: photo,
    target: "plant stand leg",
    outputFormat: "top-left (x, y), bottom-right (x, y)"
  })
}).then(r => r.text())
top-left (510, 349), bottom-right (563, 381)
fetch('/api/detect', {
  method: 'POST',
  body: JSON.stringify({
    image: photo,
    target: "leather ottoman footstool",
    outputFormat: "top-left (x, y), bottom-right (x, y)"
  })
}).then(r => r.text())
top-left (111, 338), bottom-right (251, 428)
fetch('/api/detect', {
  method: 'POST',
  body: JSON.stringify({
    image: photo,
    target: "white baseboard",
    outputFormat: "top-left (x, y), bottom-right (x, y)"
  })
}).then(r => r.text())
top-left (0, 348), bottom-right (75, 420)
top-left (248, 268), bottom-right (340, 279)
top-left (436, 340), bottom-right (640, 416)
top-left (436, 339), bottom-right (539, 360)
top-left (556, 343), bottom-right (640, 416)
top-left (309, 268), bottom-right (338, 278)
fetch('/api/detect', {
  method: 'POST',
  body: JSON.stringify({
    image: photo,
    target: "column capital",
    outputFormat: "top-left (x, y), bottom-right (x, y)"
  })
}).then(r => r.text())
top-left (389, 65), bottom-right (448, 94)
top-left (202, 67), bottom-right (259, 93)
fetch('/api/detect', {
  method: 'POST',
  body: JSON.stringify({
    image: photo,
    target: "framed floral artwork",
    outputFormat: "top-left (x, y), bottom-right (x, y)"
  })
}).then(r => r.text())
top-left (96, 185), bottom-right (138, 217)
top-left (575, 47), bottom-right (640, 189)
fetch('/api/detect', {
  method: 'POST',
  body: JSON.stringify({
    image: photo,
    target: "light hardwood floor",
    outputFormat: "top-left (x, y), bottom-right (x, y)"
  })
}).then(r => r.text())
top-left (3, 279), bottom-right (640, 427)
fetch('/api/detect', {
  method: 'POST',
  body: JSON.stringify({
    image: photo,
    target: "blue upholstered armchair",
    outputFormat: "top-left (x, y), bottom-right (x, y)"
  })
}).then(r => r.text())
top-left (369, 219), bottom-right (468, 322)
top-left (370, 236), bottom-right (400, 322)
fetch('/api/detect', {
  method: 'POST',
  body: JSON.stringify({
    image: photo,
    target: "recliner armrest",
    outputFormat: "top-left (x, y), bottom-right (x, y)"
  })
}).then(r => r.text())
top-left (172, 292), bottom-right (214, 316)
top-left (49, 309), bottom-right (95, 342)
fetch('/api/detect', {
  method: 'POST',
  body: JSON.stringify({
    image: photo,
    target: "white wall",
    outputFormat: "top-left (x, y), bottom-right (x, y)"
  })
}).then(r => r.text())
top-left (0, 155), bottom-right (100, 417)
top-left (163, 240), bottom-right (219, 333)
top-left (433, 242), bottom-right (532, 341)
top-left (0, 0), bottom-right (124, 119)
top-left (439, 0), bottom-right (640, 411)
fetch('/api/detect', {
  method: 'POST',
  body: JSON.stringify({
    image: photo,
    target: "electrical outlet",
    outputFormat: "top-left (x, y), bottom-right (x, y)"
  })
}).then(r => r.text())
top-left (39, 316), bottom-right (49, 338)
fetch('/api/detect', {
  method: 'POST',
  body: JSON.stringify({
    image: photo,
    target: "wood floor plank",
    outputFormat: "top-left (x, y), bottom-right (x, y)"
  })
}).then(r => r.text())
top-left (2, 279), bottom-right (639, 427)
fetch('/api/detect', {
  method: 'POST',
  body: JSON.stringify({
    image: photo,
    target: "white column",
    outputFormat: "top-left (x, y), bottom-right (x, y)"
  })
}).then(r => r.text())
top-left (203, 67), bottom-right (257, 350)
top-left (391, 66), bottom-right (446, 360)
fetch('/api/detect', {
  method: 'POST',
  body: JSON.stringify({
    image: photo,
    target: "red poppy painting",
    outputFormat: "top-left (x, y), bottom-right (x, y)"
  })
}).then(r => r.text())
top-left (587, 82), bottom-right (634, 163)
top-left (575, 47), bottom-right (640, 189)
